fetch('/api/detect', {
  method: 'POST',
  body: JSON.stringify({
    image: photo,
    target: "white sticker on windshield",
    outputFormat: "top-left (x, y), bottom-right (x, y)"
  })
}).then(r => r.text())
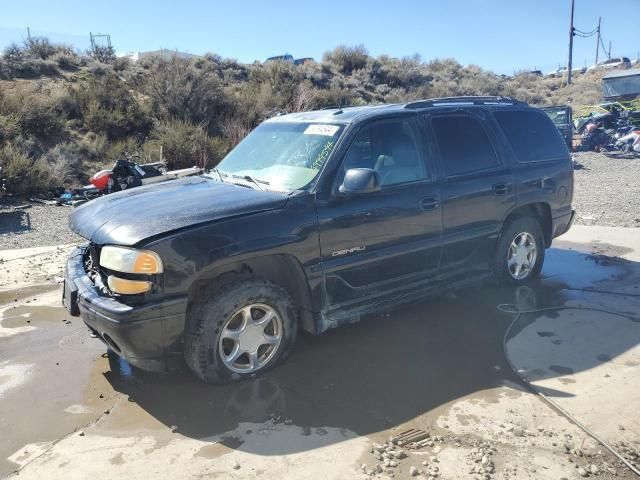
top-left (304, 124), bottom-right (339, 136)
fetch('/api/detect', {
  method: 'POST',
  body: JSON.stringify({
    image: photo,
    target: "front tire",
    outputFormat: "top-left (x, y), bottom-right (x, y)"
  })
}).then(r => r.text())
top-left (184, 279), bottom-right (298, 384)
top-left (493, 216), bottom-right (545, 286)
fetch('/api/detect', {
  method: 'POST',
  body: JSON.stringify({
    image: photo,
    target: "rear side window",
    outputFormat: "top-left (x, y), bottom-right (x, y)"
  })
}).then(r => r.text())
top-left (431, 115), bottom-right (499, 176)
top-left (494, 110), bottom-right (568, 162)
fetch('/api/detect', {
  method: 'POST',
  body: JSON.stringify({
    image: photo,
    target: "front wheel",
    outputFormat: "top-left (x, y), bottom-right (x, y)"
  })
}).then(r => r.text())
top-left (184, 279), bottom-right (298, 384)
top-left (493, 217), bottom-right (545, 286)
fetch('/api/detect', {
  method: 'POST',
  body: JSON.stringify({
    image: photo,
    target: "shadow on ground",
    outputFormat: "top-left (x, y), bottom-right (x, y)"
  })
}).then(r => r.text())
top-left (0, 210), bottom-right (31, 235)
top-left (105, 246), bottom-right (640, 454)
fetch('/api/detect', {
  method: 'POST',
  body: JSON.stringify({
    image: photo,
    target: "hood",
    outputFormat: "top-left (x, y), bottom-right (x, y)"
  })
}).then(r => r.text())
top-left (69, 176), bottom-right (288, 246)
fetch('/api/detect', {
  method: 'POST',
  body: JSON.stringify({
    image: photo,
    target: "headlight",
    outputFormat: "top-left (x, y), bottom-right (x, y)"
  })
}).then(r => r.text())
top-left (100, 246), bottom-right (163, 274)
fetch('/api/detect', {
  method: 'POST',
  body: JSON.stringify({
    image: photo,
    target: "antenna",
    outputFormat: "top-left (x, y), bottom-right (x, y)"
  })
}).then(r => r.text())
top-left (90, 32), bottom-right (112, 51)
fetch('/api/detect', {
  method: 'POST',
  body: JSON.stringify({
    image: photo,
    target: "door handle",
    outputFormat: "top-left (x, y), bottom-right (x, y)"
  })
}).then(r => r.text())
top-left (492, 183), bottom-right (508, 195)
top-left (419, 197), bottom-right (440, 211)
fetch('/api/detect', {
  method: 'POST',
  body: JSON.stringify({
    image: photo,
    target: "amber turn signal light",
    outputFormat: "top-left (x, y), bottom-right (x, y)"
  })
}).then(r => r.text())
top-left (107, 276), bottom-right (151, 295)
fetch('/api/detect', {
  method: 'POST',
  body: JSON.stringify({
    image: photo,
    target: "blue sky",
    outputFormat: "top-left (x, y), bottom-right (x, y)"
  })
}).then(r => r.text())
top-left (1, 0), bottom-right (638, 74)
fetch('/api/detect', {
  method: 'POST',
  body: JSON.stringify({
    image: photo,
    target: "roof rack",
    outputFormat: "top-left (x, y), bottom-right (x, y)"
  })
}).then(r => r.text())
top-left (320, 104), bottom-right (355, 110)
top-left (404, 96), bottom-right (527, 109)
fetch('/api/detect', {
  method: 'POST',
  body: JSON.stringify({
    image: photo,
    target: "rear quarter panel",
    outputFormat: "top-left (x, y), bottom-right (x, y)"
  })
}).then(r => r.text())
top-left (490, 108), bottom-right (574, 221)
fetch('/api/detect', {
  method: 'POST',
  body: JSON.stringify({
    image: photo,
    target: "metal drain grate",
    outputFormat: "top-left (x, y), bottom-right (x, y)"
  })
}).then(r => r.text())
top-left (392, 428), bottom-right (431, 448)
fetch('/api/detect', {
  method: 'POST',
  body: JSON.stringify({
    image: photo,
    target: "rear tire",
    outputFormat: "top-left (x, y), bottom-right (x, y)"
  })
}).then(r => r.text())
top-left (184, 279), bottom-right (298, 384)
top-left (493, 216), bottom-right (545, 286)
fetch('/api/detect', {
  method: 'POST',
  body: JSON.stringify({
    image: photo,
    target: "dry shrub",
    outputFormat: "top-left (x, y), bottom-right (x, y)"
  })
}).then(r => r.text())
top-left (0, 145), bottom-right (57, 194)
top-left (145, 118), bottom-right (229, 170)
top-left (323, 45), bottom-right (369, 75)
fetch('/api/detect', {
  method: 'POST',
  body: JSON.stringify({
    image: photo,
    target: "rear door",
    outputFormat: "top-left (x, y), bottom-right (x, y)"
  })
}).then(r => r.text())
top-left (426, 110), bottom-right (516, 281)
top-left (316, 116), bottom-right (442, 311)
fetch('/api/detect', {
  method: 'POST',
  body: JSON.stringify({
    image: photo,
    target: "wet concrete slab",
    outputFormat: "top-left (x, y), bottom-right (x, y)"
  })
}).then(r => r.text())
top-left (1, 226), bottom-right (639, 479)
top-left (0, 290), bottom-right (108, 476)
top-left (506, 226), bottom-right (640, 455)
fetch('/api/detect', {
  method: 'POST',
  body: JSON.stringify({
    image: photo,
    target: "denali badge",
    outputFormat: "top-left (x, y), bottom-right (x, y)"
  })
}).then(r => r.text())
top-left (332, 246), bottom-right (366, 257)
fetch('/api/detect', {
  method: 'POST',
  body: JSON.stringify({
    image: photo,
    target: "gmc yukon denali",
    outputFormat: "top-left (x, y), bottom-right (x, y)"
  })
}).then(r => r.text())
top-left (63, 96), bottom-right (575, 384)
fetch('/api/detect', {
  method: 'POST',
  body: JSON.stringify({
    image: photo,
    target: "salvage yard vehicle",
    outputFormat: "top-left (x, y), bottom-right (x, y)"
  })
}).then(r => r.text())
top-left (587, 56), bottom-right (632, 72)
top-left (63, 96), bottom-right (575, 384)
top-left (542, 105), bottom-right (573, 149)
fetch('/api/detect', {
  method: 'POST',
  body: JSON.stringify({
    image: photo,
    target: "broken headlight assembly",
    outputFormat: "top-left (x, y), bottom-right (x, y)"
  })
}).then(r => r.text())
top-left (99, 246), bottom-right (163, 295)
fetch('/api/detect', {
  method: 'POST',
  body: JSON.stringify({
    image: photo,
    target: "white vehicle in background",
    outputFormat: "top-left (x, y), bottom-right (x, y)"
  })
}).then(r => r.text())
top-left (587, 57), bottom-right (632, 72)
top-left (546, 66), bottom-right (586, 78)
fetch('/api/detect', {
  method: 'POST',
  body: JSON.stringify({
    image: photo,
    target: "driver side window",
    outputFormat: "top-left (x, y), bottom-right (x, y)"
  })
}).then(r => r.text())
top-left (341, 118), bottom-right (428, 187)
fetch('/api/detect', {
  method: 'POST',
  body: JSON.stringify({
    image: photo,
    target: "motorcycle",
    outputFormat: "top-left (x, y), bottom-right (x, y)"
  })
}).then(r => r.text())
top-left (90, 152), bottom-right (167, 193)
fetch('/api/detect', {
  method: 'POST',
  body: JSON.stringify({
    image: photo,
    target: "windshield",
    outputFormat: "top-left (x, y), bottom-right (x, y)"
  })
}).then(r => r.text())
top-left (544, 108), bottom-right (570, 126)
top-left (216, 121), bottom-right (345, 191)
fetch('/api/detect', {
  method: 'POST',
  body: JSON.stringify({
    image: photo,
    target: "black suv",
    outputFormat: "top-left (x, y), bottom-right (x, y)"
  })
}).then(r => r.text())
top-left (63, 96), bottom-right (575, 384)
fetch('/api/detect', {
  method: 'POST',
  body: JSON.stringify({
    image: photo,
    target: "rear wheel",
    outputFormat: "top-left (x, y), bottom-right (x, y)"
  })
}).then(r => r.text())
top-left (184, 279), bottom-right (298, 384)
top-left (493, 216), bottom-right (545, 286)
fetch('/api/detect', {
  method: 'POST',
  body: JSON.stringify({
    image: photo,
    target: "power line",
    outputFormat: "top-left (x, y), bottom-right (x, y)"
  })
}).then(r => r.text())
top-left (574, 27), bottom-right (599, 36)
top-left (595, 17), bottom-right (601, 65)
top-left (599, 34), bottom-right (611, 59)
top-left (574, 31), bottom-right (597, 38)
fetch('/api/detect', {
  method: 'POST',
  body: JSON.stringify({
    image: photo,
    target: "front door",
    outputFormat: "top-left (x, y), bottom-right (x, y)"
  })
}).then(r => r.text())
top-left (316, 116), bottom-right (442, 313)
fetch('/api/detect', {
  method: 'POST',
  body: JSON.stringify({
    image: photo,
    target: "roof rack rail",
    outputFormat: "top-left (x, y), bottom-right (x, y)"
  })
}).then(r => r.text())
top-left (404, 96), bottom-right (527, 109)
top-left (320, 104), bottom-right (355, 110)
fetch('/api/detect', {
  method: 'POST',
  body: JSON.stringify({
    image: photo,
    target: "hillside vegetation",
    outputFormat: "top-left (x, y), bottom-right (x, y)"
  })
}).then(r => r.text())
top-left (0, 38), bottom-right (606, 194)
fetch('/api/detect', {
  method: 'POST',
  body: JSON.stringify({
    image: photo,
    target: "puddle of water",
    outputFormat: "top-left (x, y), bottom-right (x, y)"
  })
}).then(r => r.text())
top-left (0, 362), bottom-right (33, 398)
top-left (543, 248), bottom-right (630, 289)
top-left (2, 305), bottom-right (68, 328)
top-left (0, 284), bottom-right (59, 306)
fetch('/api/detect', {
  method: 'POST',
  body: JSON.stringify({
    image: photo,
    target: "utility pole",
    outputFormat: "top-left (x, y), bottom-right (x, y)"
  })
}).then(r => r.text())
top-left (567, 0), bottom-right (575, 85)
top-left (595, 17), bottom-right (601, 65)
top-left (608, 40), bottom-right (612, 59)
top-left (27, 26), bottom-right (31, 41)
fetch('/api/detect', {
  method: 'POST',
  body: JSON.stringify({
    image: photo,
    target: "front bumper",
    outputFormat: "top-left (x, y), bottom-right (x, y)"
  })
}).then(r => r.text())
top-left (63, 246), bottom-right (188, 372)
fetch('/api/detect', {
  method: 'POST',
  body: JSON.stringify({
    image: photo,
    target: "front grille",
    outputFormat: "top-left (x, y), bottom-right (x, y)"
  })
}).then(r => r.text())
top-left (89, 243), bottom-right (101, 268)
top-left (84, 243), bottom-right (110, 295)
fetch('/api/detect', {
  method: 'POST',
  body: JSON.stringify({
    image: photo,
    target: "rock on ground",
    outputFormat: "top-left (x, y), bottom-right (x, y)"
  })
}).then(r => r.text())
top-left (572, 151), bottom-right (640, 228)
top-left (0, 198), bottom-right (80, 250)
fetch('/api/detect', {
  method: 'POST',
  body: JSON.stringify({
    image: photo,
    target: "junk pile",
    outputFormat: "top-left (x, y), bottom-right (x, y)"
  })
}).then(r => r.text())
top-left (55, 153), bottom-right (203, 207)
top-left (573, 102), bottom-right (640, 154)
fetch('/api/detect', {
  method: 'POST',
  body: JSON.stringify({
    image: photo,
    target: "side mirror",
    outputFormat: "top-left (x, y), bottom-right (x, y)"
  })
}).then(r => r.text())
top-left (339, 168), bottom-right (381, 195)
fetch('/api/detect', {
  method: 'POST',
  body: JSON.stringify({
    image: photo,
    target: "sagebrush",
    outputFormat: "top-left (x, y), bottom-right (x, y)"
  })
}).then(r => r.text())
top-left (0, 37), bottom-right (608, 194)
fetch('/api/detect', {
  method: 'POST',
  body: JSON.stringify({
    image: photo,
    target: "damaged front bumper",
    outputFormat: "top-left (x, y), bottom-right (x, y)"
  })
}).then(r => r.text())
top-left (62, 245), bottom-right (188, 372)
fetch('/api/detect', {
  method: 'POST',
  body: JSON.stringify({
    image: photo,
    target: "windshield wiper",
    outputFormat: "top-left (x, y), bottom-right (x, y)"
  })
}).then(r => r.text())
top-left (210, 168), bottom-right (226, 183)
top-left (229, 174), bottom-right (270, 191)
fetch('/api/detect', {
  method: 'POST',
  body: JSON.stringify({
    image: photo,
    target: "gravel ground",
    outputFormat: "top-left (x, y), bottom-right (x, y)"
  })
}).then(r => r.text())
top-left (0, 198), bottom-right (81, 250)
top-left (0, 152), bottom-right (637, 250)
top-left (572, 151), bottom-right (640, 228)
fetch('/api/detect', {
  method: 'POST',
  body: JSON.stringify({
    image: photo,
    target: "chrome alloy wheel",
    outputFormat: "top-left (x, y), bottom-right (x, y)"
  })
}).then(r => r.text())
top-left (507, 232), bottom-right (537, 280)
top-left (218, 304), bottom-right (283, 374)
